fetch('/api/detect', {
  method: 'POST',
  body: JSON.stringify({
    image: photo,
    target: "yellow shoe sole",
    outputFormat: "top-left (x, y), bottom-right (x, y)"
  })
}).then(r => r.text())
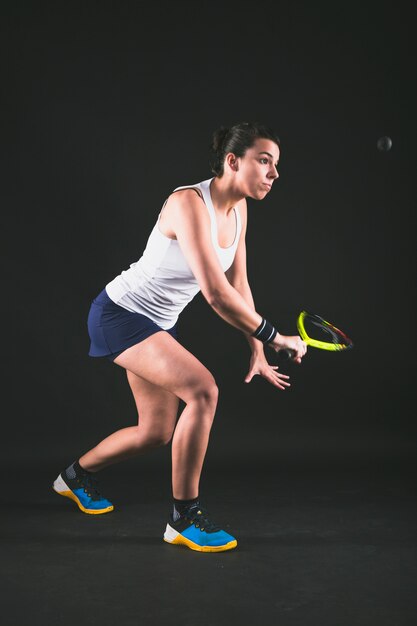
top-left (53, 475), bottom-right (114, 515)
top-left (163, 524), bottom-right (237, 552)
top-left (53, 488), bottom-right (114, 514)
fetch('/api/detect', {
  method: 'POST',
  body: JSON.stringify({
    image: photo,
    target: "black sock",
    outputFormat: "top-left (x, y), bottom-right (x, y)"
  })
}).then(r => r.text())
top-left (65, 459), bottom-right (90, 480)
top-left (173, 497), bottom-right (200, 521)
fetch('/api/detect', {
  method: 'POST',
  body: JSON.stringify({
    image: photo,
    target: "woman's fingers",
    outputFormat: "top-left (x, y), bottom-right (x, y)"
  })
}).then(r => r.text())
top-left (245, 363), bottom-right (291, 390)
top-left (270, 370), bottom-right (291, 389)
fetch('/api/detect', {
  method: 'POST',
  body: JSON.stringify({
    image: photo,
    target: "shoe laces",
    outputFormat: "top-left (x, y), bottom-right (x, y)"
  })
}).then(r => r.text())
top-left (184, 506), bottom-right (221, 533)
top-left (76, 473), bottom-right (103, 500)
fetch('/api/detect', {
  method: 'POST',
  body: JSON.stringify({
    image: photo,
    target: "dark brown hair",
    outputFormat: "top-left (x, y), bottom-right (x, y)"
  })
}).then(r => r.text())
top-left (209, 121), bottom-right (280, 177)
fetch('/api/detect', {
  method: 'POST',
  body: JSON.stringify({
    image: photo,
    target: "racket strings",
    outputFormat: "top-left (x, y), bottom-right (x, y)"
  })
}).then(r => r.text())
top-left (310, 319), bottom-right (341, 343)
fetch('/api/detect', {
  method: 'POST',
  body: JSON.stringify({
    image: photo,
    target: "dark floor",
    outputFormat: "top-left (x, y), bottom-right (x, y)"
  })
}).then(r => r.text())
top-left (1, 460), bottom-right (416, 626)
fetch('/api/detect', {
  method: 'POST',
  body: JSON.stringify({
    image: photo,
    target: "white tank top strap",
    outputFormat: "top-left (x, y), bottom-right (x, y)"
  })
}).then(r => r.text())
top-left (172, 178), bottom-right (241, 251)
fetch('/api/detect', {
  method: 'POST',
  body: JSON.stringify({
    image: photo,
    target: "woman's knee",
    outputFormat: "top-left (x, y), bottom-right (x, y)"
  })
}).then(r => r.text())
top-left (146, 432), bottom-right (173, 448)
top-left (186, 374), bottom-right (219, 407)
top-left (131, 425), bottom-right (174, 449)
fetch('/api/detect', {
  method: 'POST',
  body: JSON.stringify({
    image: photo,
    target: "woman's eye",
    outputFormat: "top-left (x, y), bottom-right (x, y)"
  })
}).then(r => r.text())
top-left (260, 158), bottom-right (268, 164)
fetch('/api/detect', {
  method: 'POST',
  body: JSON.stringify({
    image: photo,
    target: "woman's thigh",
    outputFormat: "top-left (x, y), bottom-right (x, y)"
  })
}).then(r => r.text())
top-left (113, 331), bottom-right (217, 403)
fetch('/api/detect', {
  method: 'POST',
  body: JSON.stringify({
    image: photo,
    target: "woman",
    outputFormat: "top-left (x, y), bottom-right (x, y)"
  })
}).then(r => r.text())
top-left (53, 121), bottom-right (307, 552)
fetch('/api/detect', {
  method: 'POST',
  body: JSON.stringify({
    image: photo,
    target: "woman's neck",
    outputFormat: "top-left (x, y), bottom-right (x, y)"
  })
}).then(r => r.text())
top-left (209, 176), bottom-right (242, 215)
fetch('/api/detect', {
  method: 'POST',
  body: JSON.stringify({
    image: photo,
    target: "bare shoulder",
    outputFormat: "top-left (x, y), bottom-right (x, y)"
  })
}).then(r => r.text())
top-left (163, 187), bottom-right (204, 214)
top-left (159, 187), bottom-right (209, 239)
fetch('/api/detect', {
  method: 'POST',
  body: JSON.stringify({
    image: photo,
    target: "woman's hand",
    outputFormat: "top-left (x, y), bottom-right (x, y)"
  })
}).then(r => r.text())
top-left (269, 333), bottom-right (307, 364)
top-left (244, 351), bottom-right (291, 391)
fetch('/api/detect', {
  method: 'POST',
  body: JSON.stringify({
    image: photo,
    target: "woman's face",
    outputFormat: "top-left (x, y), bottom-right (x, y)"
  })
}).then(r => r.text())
top-left (236, 138), bottom-right (280, 200)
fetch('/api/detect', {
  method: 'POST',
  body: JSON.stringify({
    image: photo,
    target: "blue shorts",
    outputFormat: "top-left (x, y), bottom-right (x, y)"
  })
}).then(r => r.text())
top-left (87, 288), bottom-right (178, 362)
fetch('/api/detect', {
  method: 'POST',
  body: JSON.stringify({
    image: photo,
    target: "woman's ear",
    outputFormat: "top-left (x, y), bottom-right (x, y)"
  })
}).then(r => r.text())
top-left (226, 153), bottom-right (239, 171)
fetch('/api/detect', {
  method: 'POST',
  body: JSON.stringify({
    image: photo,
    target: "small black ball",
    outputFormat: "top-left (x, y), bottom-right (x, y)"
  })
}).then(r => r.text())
top-left (377, 136), bottom-right (392, 151)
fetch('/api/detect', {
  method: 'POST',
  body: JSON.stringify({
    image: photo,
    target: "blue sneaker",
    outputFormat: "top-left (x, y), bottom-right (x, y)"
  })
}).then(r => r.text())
top-left (163, 504), bottom-right (237, 552)
top-left (53, 468), bottom-right (114, 515)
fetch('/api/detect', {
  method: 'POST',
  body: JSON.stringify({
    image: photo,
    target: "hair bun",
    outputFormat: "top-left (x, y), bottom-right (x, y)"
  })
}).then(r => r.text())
top-left (211, 126), bottom-right (229, 152)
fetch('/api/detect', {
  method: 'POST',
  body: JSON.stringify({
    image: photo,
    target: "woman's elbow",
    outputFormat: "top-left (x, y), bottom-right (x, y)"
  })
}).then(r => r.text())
top-left (205, 287), bottom-right (230, 311)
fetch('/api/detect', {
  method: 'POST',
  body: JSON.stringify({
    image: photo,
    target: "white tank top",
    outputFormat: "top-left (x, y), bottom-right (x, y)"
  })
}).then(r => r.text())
top-left (105, 178), bottom-right (242, 329)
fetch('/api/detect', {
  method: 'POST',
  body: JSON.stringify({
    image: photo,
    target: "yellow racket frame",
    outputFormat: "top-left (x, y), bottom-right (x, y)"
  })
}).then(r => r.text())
top-left (297, 310), bottom-right (352, 351)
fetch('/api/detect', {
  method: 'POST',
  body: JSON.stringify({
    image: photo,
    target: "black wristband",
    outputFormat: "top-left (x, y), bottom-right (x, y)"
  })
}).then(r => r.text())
top-left (252, 318), bottom-right (278, 343)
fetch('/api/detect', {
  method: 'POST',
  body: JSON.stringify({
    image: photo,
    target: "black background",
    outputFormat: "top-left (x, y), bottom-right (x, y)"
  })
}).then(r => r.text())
top-left (2, 0), bottom-right (416, 473)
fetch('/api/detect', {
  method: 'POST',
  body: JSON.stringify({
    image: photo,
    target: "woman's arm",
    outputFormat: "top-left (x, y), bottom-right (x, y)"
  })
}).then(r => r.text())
top-left (224, 201), bottom-right (264, 354)
top-left (170, 190), bottom-right (264, 335)
top-left (224, 202), bottom-right (299, 388)
top-left (169, 190), bottom-right (305, 361)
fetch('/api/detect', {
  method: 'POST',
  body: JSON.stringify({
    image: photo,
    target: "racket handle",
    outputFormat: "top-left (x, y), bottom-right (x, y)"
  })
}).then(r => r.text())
top-left (278, 348), bottom-right (295, 360)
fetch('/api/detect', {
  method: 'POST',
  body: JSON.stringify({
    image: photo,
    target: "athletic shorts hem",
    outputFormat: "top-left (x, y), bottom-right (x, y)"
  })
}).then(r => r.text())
top-left (100, 328), bottom-right (167, 362)
top-left (87, 288), bottom-right (178, 362)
